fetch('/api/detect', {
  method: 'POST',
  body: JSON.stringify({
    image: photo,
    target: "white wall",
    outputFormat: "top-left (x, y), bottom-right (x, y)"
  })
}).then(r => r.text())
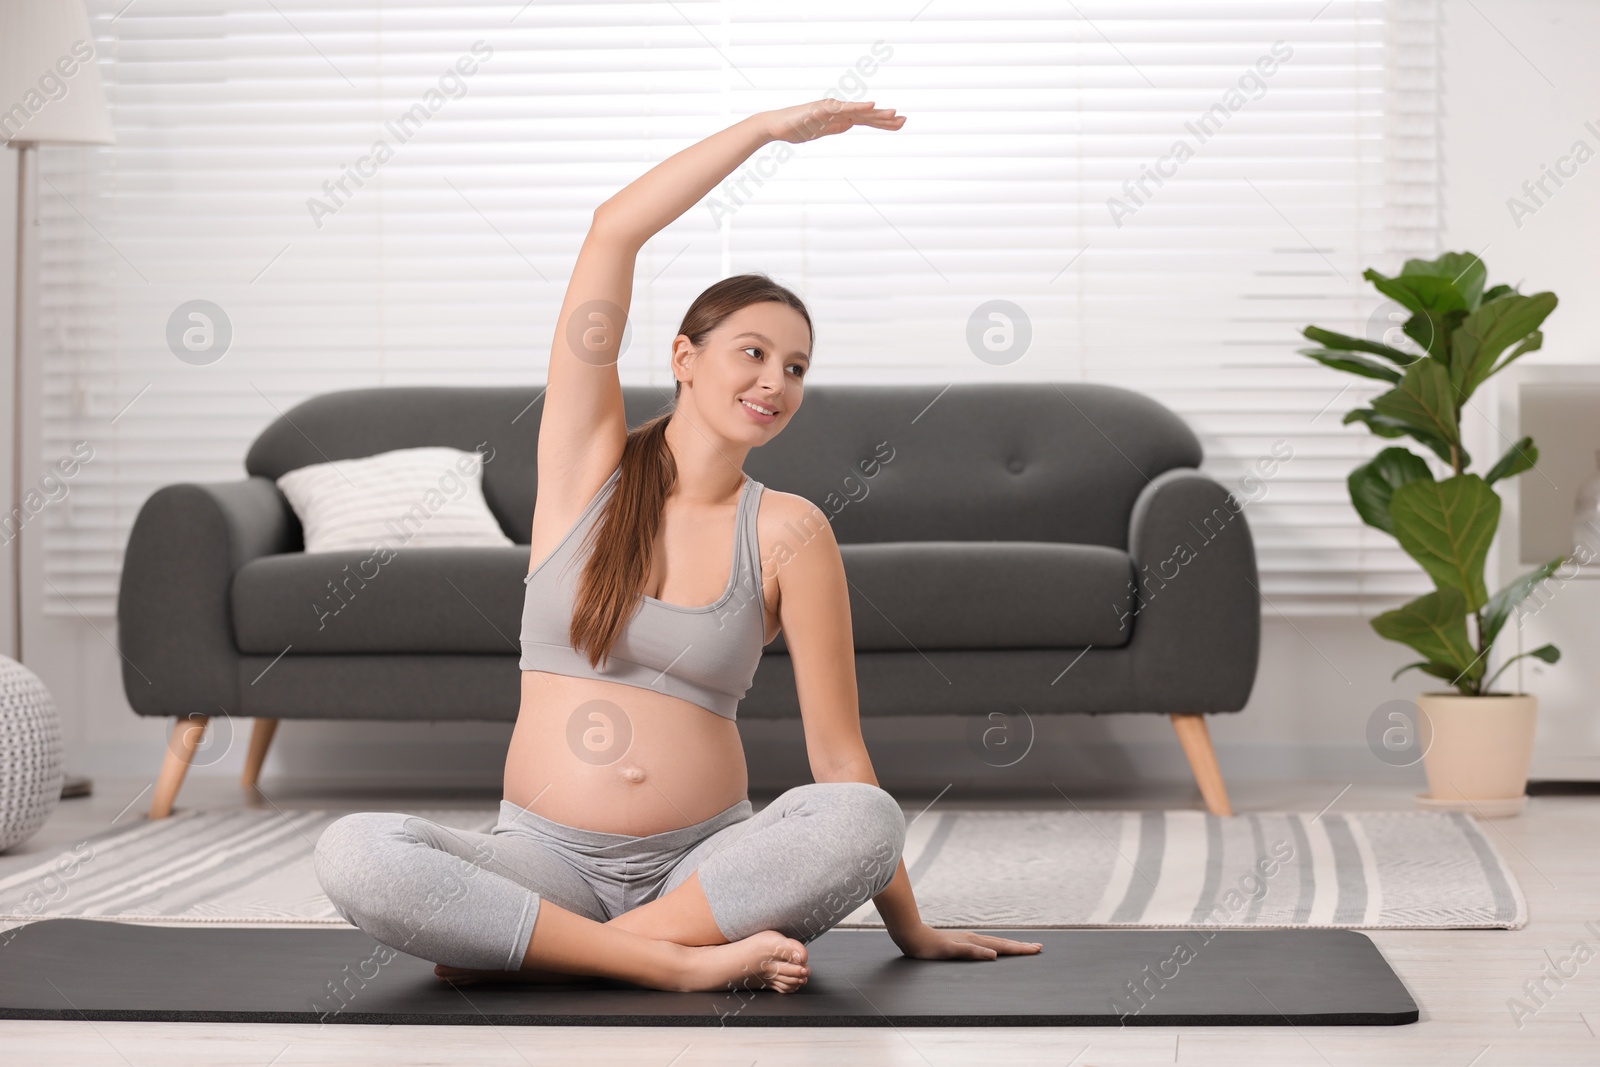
top-left (12, 0), bottom-right (1600, 795)
top-left (1437, 0), bottom-right (1600, 778)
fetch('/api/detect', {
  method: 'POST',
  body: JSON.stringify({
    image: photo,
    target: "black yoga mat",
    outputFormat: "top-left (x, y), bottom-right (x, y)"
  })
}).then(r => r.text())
top-left (0, 919), bottom-right (1417, 1026)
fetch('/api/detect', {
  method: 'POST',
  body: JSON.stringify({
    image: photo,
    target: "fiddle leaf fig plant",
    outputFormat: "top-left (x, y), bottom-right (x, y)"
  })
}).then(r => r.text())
top-left (1299, 251), bottom-right (1564, 696)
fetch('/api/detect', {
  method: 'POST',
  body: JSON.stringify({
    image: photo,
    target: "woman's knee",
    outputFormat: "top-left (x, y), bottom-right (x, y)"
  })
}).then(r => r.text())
top-left (859, 789), bottom-right (905, 894)
top-left (313, 811), bottom-right (407, 914)
top-left (797, 782), bottom-right (906, 894)
top-left (788, 788), bottom-right (904, 940)
top-left (818, 782), bottom-right (906, 858)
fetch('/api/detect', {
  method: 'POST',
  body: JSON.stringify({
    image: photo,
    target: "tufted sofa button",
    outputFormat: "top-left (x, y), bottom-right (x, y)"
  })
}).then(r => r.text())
top-left (1007, 457), bottom-right (1025, 474)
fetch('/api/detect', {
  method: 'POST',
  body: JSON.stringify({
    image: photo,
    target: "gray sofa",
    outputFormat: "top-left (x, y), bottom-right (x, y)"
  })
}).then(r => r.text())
top-left (118, 382), bottom-right (1260, 818)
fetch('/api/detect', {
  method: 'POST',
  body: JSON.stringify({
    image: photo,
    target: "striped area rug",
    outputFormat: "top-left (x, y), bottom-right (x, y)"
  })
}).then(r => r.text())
top-left (836, 809), bottom-right (1526, 930)
top-left (0, 806), bottom-right (1525, 932)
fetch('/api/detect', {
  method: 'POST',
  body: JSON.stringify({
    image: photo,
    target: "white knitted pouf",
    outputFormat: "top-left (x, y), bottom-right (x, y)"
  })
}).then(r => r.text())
top-left (0, 655), bottom-right (63, 853)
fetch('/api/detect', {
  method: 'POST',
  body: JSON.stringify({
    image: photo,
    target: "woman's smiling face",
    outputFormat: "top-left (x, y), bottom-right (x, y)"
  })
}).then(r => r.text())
top-left (676, 301), bottom-right (811, 442)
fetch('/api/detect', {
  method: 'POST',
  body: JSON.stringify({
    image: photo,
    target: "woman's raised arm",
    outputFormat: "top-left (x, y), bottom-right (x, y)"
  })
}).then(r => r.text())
top-left (594, 99), bottom-right (903, 249)
top-left (536, 100), bottom-right (903, 501)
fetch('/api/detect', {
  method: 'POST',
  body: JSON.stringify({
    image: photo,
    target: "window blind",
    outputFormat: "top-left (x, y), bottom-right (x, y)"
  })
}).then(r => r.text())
top-left (36, 0), bottom-right (1440, 618)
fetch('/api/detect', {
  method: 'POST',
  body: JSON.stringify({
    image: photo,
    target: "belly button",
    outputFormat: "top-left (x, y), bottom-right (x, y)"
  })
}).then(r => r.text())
top-left (620, 765), bottom-right (645, 783)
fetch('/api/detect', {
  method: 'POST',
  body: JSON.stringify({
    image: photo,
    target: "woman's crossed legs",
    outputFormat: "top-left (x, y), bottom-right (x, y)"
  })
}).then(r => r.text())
top-left (312, 781), bottom-right (906, 993)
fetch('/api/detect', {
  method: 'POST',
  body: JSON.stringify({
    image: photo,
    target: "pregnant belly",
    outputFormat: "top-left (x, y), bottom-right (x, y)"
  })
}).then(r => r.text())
top-left (504, 670), bottom-right (750, 837)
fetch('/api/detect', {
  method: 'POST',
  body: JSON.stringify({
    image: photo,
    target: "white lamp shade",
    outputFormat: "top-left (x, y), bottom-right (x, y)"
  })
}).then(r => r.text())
top-left (0, 0), bottom-right (114, 145)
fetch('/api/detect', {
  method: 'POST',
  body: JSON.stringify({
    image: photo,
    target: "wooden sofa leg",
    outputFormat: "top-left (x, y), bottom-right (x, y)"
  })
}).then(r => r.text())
top-left (242, 718), bottom-right (279, 789)
top-left (1169, 713), bottom-right (1233, 816)
top-left (150, 714), bottom-right (209, 820)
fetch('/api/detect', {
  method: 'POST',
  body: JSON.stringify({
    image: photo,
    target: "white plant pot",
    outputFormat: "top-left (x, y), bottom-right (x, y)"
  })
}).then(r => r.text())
top-left (1413, 691), bottom-right (1537, 818)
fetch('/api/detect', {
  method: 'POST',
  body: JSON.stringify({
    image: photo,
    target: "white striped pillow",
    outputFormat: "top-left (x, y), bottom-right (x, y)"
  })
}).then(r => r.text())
top-left (275, 446), bottom-right (513, 554)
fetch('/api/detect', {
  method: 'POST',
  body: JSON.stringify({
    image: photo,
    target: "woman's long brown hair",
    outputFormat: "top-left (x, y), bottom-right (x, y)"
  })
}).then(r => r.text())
top-left (568, 273), bottom-right (813, 670)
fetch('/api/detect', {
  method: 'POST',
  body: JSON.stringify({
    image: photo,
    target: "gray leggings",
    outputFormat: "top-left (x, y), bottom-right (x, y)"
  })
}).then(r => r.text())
top-left (312, 781), bottom-right (907, 972)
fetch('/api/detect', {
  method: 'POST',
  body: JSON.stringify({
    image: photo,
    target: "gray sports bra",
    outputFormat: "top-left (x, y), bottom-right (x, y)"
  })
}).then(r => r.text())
top-left (518, 463), bottom-right (767, 720)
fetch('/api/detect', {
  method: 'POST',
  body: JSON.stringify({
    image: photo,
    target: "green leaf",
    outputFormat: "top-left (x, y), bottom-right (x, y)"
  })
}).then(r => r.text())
top-left (1371, 359), bottom-right (1461, 460)
top-left (1401, 251), bottom-right (1488, 310)
top-left (1342, 408), bottom-right (1469, 467)
top-left (1483, 436), bottom-right (1538, 485)
top-left (1480, 283), bottom-right (1516, 304)
top-left (1299, 347), bottom-right (1403, 383)
top-left (1495, 330), bottom-right (1544, 376)
top-left (1531, 643), bottom-right (1560, 663)
top-left (1364, 268), bottom-right (1471, 316)
top-left (1301, 325), bottom-right (1421, 366)
top-left (1391, 660), bottom-right (1469, 683)
top-left (1388, 474), bottom-right (1501, 610)
top-left (1343, 407), bottom-right (1407, 436)
top-left (1480, 556), bottom-right (1565, 651)
top-left (1450, 291), bottom-right (1558, 401)
top-left (1371, 587), bottom-right (1478, 680)
top-left (1348, 447), bottom-right (1434, 535)
top-left (1483, 643), bottom-right (1561, 693)
top-left (1402, 308), bottom-right (1467, 364)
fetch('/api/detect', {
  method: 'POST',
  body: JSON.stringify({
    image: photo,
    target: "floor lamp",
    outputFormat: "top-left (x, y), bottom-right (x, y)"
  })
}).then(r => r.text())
top-left (2, 0), bottom-right (115, 799)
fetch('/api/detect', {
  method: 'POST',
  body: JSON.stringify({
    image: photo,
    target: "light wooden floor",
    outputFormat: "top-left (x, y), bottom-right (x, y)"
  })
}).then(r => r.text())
top-left (2, 773), bottom-right (1597, 1066)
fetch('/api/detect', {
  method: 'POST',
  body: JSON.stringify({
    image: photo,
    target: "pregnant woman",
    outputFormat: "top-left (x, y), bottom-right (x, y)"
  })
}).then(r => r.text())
top-left (314, 99), bottom-right (1042, 994)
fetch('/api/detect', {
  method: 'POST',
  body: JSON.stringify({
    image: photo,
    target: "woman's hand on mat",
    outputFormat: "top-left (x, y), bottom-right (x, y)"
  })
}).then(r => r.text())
top-left (761, 98), bottom-right (904, 144)
top-left (892, 922), bottom-right (1042, 961)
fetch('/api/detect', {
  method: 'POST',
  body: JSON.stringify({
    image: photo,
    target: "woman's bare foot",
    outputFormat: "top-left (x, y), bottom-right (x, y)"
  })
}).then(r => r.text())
top-left (674, 929), bottom-right (811, 994)
top-left (433, 929), bottom-right (810, 994)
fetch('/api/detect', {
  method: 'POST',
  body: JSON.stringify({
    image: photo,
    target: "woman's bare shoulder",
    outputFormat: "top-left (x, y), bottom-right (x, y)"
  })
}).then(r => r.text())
top-left (758, 489), bottom-right (838, 570)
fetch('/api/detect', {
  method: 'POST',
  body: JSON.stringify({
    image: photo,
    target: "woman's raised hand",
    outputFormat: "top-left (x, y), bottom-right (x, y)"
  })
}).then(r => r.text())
top-left (762, 99), bottom-right (905, 145)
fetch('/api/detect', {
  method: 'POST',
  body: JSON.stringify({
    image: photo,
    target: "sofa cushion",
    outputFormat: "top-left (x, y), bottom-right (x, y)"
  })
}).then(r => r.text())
top-left (231, 541), bottom-right (1135, 656)
top-left (232, 546), bottom-right (532, 656)
top-left (817, 542), bottom-right (1134, 653)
